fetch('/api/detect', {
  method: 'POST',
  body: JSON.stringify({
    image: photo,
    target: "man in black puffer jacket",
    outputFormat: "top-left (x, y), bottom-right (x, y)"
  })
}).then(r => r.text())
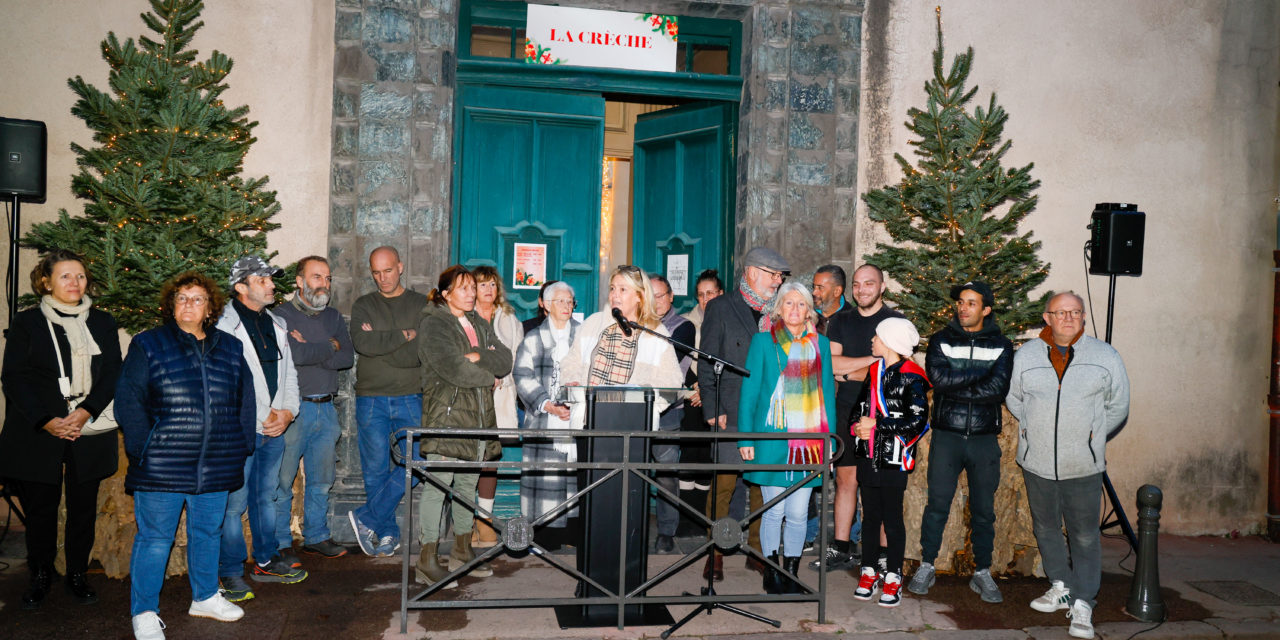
top-left (907, 281), bottom-right (1013, 604)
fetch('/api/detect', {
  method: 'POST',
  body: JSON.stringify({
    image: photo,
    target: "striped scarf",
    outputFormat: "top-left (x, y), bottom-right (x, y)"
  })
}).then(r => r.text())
top-left (738, 277), bottom-right (775, 331)
top-left (766, 323), bottom-right (827, 470)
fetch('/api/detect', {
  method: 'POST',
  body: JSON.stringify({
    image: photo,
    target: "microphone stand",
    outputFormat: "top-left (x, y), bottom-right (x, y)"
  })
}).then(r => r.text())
top-left (614, 317), bottom-right (780, 635)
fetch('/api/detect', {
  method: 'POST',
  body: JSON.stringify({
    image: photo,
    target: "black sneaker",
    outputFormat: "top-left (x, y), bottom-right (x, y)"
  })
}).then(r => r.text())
top-left (654, 535), bottom-right (675, 554)
top-left (277, 549), bottom-right (302, 569)
top-left (250, 557), bottom-right (308, 584)
top-left (302, 539), bottom-right (350, 558)
top-left (808, 544), bottom-right (857, 571)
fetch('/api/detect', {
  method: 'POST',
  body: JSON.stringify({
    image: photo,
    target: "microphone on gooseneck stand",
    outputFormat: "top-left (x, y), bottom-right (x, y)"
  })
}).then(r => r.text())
top-left (610, 307), bottom-right (633, 337)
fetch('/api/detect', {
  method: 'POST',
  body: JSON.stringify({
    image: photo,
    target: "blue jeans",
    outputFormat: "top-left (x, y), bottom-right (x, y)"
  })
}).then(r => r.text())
top-left (220, 433), bottom-right (286, 575)
top-left (275, 401), bottom-right (341, 548)
top-left (1023, 470), bottom-right (1103, 606)
top-left (131, 490), bottom-right (227, 616)
top-left (652, 407), bottom-right (681, 537)
top-left (354, 394), bottom-right (423, 539)
top-left (759, 485), bottom-right (813, 558)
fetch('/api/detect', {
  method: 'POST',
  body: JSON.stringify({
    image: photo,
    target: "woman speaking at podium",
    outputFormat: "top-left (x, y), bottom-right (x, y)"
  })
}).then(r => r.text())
top-left (559, 265), bottom-right (683, 421)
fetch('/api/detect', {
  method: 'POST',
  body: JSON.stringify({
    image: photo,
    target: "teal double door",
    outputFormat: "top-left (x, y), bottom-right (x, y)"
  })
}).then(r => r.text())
top-left (452, 84), bottom-right (735, 317)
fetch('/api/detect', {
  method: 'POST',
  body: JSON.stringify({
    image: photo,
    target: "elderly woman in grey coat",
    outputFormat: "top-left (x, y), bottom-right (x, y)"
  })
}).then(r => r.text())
top-left (513, 281), bottom-right (580, 545)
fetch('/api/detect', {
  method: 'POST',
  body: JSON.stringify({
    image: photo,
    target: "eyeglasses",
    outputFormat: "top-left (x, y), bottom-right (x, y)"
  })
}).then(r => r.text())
top-left (549, 298), bottom-right (576, 308)
top-left (1047, 309), bottom-right (1083, 319)
top-left (176, 295), bottom-right (208, 307)
top-left (756, 266), bottom-right (787, 282)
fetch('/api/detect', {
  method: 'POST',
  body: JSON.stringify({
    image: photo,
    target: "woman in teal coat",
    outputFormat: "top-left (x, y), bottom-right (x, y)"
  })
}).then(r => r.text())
top-left (738, 282), bottom-right (836, 594)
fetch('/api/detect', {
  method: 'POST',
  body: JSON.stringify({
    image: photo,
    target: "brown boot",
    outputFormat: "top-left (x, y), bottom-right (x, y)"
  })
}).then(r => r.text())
top-left (702, 552), bottom-right (724, 582)
top-left (415, 542), bottom-right (456, 588)
top-left (472, 518), bottom-right (500, 548)
top-left (450, 534), bottom-right (493, 577)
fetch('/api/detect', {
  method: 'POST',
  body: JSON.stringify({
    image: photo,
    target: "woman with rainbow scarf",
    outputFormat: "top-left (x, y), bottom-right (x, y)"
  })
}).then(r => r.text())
top-left (737, 282), bottom-right (836, 595)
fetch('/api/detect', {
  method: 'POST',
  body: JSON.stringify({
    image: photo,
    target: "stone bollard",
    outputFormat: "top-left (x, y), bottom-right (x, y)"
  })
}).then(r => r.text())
top-left (1125, 484), bottom-right (1166, 622)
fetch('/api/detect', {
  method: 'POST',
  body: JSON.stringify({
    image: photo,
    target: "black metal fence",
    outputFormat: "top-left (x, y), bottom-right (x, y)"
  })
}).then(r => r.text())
top-left (393, 427), bottom-right (842, 632)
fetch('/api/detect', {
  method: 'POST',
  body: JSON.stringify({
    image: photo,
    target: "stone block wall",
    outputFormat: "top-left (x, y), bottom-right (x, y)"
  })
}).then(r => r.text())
top-left (324, 0), bottom-right (872, 545)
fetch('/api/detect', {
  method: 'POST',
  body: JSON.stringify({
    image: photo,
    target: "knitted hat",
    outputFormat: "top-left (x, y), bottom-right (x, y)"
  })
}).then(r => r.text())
top-left (876, 317), bottom-right (920, 357)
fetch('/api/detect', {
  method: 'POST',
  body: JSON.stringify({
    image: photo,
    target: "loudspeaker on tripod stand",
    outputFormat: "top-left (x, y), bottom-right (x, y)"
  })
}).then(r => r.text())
top-left (1088, 203), bottom-right (1145, 276)
top-left (0, 116), bottom-right (47, 203)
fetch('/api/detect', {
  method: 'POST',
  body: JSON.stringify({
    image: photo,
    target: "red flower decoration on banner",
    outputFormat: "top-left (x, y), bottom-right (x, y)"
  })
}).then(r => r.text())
top-left (665, 20), bottom-right (678, 38)
top-left (524, 41), bottom-right (536, 60)
top-left (540, 52), bottom-right (552, 64)
top-left (649, 14), bottom-right (663, 28)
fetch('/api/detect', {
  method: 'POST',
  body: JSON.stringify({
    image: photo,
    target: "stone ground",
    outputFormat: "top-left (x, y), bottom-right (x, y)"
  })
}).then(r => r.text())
top-left (2, 523), bottom-right (1278, 639)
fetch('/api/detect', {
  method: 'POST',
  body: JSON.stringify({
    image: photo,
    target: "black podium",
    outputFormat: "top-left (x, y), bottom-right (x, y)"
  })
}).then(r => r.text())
top-left (554, 386), bottom-right (675, 628)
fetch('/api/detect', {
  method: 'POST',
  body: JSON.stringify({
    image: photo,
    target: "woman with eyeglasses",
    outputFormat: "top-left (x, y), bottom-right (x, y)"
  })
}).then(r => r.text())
top-left (0, 250), bottom-right (122, 610)
top-left (415, 265), bottom-right (512, 588)
top-left (560, 265), bottom-right (683, 426)
top-left (512, 281), bottom-right (581, 548)
top-left (115, 272), bottom-right (258, 637)
top-left (470, 266), bottom-right (525, 548)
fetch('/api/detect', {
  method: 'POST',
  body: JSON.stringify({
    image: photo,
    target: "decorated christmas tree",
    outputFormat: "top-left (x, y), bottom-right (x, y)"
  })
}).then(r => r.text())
top-left (862, 11), bottom-right (1049, 342)
top-left (23, 0), bottom-right (281, 334)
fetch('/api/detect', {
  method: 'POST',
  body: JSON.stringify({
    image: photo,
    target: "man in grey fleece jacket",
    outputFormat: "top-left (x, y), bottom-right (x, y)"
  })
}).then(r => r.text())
top-left (1006, 292), bottom-right (1129, 640)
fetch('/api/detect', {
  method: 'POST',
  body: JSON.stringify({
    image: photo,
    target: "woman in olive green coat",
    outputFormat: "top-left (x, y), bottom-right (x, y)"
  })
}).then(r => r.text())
top-left (415, 265), bottom-right (512, 587)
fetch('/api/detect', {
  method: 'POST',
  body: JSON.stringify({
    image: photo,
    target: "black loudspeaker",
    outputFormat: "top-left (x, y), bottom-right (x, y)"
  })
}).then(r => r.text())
top-left (0, 117), bottom-right (48, 203)
top-left (1089, 203), bottom-right (1145, 276)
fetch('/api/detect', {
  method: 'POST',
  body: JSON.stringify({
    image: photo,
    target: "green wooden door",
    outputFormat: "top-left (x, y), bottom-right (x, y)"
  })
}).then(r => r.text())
top-left (452, 84), bottom-right (605, 317)
top-left (631, 102), bottom-right (735, 314)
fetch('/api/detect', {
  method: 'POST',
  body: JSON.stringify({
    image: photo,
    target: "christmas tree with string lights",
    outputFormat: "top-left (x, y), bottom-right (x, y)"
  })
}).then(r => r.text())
top-left (862, 11), bottom-right (1049, 343)
top-left (22, 0), bottom-right (281, 334)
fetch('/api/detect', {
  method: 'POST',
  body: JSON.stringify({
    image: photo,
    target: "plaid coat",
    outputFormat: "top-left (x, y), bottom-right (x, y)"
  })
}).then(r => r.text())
top-left (513, 317), bottom-right (579, 527)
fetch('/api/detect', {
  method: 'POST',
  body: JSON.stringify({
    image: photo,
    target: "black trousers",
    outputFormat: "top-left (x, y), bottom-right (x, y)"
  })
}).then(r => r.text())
top-left (857, 460), bottom-right (907, 576)
top-left (10, 448), bottom-right (102, 576)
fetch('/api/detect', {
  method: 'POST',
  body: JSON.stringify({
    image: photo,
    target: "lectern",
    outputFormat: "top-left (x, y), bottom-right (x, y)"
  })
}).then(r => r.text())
top-left (553, 386), bottom-right (680, 628)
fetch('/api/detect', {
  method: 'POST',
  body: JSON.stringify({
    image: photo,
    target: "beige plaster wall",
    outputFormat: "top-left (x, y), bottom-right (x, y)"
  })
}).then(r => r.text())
top-left (0, 0), bottom-right (334, 318)
top-left (0, 0), bottom-right (333, 435)
top-left (859, 0), bottom-right (1280, 534)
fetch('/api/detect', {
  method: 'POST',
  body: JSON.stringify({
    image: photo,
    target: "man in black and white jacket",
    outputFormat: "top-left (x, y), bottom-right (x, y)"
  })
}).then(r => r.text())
top-left (908, 281), bottom-right (1013, 604)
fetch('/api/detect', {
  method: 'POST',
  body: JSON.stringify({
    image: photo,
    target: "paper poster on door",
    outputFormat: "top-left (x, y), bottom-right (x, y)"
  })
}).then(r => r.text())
top-left (667, 254), bottom-right (689, 297)
top-left (513, 243), bottom-right (546, 290)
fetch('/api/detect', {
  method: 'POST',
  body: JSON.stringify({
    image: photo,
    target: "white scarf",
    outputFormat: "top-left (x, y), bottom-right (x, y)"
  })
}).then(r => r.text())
top-left (40, 294), bottom-right (101, 399)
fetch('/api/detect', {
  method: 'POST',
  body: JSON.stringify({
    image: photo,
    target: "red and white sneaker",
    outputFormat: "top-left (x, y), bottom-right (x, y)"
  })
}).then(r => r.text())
top-left (853, 566), bottom-right (881, 601)
top-left (878, 571), bottom-right (903, 607)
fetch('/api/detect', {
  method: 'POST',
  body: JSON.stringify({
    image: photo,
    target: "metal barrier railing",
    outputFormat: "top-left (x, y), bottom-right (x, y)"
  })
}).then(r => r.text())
top-left (392, 427), bottom-right (842, 632)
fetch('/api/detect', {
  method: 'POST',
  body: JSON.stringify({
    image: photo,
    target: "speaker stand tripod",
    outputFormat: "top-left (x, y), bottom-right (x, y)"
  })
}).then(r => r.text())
top-left (1099, 273), bottom-right (1138, 553)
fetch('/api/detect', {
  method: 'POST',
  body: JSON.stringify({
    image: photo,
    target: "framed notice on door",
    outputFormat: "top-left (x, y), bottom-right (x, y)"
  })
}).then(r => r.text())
top-left (513, 243), bottom-right (547, 290)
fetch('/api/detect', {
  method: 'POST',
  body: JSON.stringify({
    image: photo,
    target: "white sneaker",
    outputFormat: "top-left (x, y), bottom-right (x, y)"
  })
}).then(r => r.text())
top-left (132, 611), bottom-right (166, 640)
top-left (1067, 599), bottom-right (1095, 639)
top-left (189, 592), bottom-right (244, 622)
top-left (1030, 579), bottom-right (1071, 612)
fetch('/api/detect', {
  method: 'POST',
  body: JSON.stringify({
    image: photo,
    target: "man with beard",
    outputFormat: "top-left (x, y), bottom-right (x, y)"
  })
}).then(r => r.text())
top-left (908, 281), bottom-right (1012, 603)
top-left (273, 256), bottom-right (355, 560)
top-left (810, 264), bottom-right (903, 572)
top-left (698, 246), bottom-right (789, 580)
top-left (216, 255), bottom-right (304, 602)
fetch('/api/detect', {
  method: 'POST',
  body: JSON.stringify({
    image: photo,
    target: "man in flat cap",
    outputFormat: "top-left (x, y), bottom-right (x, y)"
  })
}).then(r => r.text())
top-left (697, 246), bottom-right (789, 580)
top-left (216, 255), bottom-right (306, 603)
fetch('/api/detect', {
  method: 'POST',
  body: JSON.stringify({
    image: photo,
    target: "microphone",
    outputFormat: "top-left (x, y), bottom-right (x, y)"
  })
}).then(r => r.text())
top-left (611, 307), bottom-right (633, 337)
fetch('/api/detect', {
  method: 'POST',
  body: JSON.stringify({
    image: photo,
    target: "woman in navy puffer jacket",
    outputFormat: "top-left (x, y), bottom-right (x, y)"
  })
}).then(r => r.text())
top-left (114, 272), bottom-right (256, 638)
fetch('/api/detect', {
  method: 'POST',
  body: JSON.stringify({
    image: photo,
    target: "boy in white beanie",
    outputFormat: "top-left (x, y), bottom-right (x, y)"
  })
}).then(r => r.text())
top-left (850, 317), bottom-right (932, 607)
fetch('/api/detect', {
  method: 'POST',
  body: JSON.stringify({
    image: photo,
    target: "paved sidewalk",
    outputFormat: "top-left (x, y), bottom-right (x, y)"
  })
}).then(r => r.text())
top-left (2, 531), bottom-right (1277, 639)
